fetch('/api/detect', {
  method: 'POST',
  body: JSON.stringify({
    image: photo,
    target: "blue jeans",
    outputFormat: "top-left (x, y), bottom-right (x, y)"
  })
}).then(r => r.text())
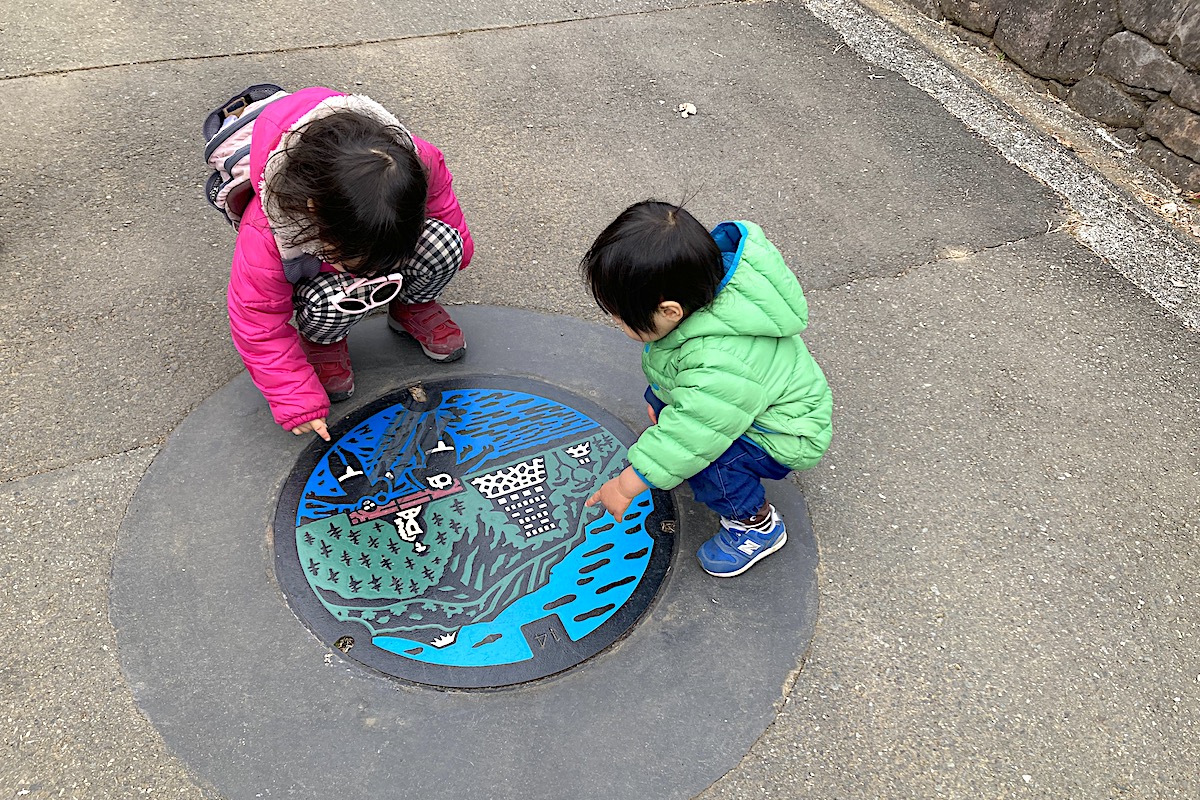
top-left (645, 387), bottom-right (791, 520)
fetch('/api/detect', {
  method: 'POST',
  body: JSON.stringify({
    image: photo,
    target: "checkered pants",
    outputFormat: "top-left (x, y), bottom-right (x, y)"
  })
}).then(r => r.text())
top-left (294, 218), bottom-right (463, 344)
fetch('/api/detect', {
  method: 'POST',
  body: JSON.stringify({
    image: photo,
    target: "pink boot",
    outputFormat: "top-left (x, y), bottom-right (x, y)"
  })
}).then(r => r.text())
top-left (298, 336), bottom-right (354, 402)
top-left (388, 300), bottom-right (466, 362)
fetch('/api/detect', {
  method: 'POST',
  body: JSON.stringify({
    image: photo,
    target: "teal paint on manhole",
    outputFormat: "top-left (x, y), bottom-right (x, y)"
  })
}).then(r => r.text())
top-left (273, 376), bottom-right (675, 689)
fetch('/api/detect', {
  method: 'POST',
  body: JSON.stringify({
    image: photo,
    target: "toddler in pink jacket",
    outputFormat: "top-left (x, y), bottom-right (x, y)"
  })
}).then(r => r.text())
top-left (226, 86), bottom-right (473, 441)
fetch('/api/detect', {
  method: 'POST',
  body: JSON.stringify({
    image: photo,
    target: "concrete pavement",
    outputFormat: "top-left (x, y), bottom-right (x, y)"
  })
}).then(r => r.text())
top-left (2, 0), bottom-right (1197, 797)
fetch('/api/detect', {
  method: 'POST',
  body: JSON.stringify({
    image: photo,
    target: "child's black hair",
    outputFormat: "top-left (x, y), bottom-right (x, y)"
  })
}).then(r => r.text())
top-left (270, 110), bottom-right (428, 276)
top-left (581, 200), bottom-right (724, 335)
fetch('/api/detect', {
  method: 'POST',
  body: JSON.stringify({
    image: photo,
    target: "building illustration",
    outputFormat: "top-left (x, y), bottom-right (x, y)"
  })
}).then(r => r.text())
top-left (469, 457), bottom-right (557, 537)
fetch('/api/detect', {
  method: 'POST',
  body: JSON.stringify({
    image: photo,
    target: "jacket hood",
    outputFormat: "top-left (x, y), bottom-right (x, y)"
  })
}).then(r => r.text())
top-left (659, 221), bottom-right (808, 347)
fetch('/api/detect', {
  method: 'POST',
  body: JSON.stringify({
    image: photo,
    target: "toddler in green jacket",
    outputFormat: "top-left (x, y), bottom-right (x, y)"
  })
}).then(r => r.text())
top-left (582, 200), bottom-right (833, 577)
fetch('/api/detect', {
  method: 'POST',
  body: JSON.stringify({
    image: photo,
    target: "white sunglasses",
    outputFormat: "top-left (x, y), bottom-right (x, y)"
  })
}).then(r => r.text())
top-left (330, 273), bottom-right (404, 314)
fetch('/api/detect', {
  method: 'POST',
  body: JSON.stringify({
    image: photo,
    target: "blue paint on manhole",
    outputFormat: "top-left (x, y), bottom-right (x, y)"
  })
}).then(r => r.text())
top-left (273, 376), bottom-right (674, 688)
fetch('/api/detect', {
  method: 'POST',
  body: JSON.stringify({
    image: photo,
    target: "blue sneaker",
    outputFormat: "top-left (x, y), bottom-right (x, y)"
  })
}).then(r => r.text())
top-left (697, 507), bottom-right (787, 577)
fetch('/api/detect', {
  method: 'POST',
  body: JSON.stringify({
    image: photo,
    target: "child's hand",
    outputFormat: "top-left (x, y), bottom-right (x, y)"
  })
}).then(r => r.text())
top-left (291, 418), bottom-right (331, 442)
top-left (585, 466), bottom-right (649, 521)
top-left (647, 403), bottom-right (658, 424)
top-left (586, 478), bottom-right (635, 520)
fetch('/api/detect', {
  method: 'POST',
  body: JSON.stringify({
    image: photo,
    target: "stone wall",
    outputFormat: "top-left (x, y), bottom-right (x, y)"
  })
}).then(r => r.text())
top-left (902, 0), bottom-right (1200, 192)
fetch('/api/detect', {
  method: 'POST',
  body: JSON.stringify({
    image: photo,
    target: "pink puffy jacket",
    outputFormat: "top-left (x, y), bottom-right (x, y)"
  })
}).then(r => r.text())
top-left (226, 87), bottom-right (473, 431)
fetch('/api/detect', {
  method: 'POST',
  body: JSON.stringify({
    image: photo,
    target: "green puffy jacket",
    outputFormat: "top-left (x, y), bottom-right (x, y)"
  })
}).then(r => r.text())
top-left (628, 221), bottom-right (833, 490)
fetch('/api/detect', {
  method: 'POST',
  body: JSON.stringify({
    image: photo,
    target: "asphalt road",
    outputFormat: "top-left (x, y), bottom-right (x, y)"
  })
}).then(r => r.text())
top-left (2, 0), bottom-right (1198, 797)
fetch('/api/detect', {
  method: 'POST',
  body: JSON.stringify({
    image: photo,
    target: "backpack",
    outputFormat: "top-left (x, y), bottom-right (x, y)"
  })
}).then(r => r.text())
top-left (203, 83), bottom-right (290, 228)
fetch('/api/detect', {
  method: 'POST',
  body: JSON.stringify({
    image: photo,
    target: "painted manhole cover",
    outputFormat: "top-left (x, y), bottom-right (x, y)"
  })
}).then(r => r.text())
top-left (274, 376), bottom-right (675, 689)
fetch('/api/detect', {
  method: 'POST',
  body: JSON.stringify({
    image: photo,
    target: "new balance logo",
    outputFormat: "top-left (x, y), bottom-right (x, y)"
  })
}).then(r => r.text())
top-left (737, 540), bottom-right (762, 556)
